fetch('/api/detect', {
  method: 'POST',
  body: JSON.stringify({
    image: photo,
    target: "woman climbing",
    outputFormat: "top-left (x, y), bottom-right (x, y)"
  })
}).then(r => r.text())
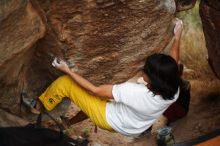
top-left (22, 18), bottom-right (183, 137)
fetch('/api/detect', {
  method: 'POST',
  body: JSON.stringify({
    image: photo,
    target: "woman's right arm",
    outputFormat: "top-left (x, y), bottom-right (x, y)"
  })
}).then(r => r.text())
top-left (67, 70), bottom-right (114, 99)
top-left (52, 59), bottom-right (114, 99)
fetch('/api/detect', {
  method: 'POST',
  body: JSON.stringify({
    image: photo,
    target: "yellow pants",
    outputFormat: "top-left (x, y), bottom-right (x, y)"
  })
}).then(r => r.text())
top-left (39, 75), bottom-right (112, 131)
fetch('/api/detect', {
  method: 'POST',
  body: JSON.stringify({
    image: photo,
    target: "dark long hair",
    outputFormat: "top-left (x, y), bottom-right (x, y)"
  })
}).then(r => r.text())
top-left (143, 53), bottom-right (180, 100)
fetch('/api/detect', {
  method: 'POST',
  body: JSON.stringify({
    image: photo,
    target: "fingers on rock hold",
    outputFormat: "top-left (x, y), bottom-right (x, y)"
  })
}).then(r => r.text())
top-left (52, 58), bottom-right (59, 67)
top-left (174, 18), bottom-right (183, 34)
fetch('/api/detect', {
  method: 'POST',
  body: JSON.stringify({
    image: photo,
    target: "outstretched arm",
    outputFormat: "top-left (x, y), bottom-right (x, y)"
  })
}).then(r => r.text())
top-left (170, 19), bottom-right (183, 63)
top-left (52, 59), bottom-right (113, 99)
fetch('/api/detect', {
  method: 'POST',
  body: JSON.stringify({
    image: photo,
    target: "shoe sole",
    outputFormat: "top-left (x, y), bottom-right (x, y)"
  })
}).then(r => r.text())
top-left (21, 93), bottom-right (40, 115)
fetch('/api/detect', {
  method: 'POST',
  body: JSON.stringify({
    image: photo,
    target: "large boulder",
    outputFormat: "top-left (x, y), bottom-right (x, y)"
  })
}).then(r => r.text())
top-left (0, 0), bottom-right (176, 116)
top-left (0, 0), bottom-right (46, 115)
top-left (200, 0), bottom-right (220, 79)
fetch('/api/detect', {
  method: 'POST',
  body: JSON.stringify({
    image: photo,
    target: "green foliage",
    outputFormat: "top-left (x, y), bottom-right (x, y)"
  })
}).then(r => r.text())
top-left (178, 2), bottom-right (201, 27)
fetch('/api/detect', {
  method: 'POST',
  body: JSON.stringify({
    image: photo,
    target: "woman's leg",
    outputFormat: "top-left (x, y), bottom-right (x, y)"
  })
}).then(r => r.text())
top-left (68, 110), bottom-right (88, 125)
top-left (38, 75), bottom-right (112, 131)
top-left (60, 110), bottom-right (88, 128)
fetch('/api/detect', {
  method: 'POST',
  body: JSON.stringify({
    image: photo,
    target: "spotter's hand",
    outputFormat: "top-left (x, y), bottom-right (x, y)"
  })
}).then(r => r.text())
top-left (52, 58), bottom-right (70, 73)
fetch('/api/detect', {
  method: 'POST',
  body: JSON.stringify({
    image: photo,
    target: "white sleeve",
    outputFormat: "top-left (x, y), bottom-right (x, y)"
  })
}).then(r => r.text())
top-left (112, 84), bottom-right (123, 102)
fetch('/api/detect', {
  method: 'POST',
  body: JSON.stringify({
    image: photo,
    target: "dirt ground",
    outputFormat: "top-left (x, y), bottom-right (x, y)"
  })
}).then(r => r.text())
top-left (58, 76), bottom-right (220, 146)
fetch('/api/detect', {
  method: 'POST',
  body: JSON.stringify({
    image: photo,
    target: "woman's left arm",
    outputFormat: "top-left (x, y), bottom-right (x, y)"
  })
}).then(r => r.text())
top-left (52, 58), bottom-right (113, 99)
top-left (170, 18), bottom-right (183, 63)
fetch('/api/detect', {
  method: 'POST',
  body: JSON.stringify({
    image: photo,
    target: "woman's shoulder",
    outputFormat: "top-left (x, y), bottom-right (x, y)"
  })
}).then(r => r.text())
top-left (113, 82), bottom-right (149, 94)
top-left (115, 82), bottom-right (146, 88)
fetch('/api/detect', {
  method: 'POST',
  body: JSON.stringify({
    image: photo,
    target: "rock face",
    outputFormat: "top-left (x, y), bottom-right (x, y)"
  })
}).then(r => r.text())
top-left (0, 109), bottom-right (29, 127)
top-left (200, 0), bottom-right (220, 79)
top-left (0, 0), bottom-right (46, 114)
top-left (0, 0), bottom-right (176, 116)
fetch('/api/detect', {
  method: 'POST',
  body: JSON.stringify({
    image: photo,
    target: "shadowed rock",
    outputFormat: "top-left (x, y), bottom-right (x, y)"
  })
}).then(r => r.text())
top-left (175, 0), bottom-right (197, 12)
top-left (200, 0), bottom-right (220, 79)
top-left (0, 109), bottom-right (29, 127)
top-left (0, 0), bottom-right (46, 117)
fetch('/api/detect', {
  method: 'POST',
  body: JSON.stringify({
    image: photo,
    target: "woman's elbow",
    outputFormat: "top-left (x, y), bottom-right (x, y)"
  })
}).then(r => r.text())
top-left (92, 86), bottom-right (113, 99)
top-left (92, 87), bottom-right (100, 95)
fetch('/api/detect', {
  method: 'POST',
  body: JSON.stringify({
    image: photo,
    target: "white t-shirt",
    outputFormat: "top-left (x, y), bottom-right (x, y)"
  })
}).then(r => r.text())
top-left (106, 82), bottom-right (179, 137)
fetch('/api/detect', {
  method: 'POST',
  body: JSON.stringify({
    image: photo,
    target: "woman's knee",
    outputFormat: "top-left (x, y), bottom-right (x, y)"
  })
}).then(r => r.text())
top-left (53, 75), bottom-right (72, 88)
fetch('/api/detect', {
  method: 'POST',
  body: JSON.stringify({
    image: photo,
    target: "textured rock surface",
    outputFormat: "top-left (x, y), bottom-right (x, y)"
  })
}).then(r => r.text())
top-left (200, 0), bottom-right (220, 79)
top-left (0, 0), bottom-right (176, 116)
top-left (0, 0), bottom-right (46, 114)
top-left (36, 0), bottom-right (175, 84)
top-left (0, 109), bottom-right (29, 127)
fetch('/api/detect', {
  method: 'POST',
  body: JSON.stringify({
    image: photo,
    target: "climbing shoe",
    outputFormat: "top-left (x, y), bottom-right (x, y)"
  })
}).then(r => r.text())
top-left (21, 92), bottom-right (40, 114)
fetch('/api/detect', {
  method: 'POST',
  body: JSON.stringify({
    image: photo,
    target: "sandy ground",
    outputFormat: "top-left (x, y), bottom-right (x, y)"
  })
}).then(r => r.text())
top-left (55, 77), bottom-right (220, 146)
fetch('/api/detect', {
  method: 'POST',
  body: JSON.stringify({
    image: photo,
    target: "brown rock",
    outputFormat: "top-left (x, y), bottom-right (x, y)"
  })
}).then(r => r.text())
top-left (36, 0), bottom-right (175, 85)
top-left (200, 0), bottom-right (220, 79)
top-left (0, 0), bottom-right (46, 114)
top-left (0, 0), bottom-right (176, 117)
top-left (0, 109), bottom-right (29, 127)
